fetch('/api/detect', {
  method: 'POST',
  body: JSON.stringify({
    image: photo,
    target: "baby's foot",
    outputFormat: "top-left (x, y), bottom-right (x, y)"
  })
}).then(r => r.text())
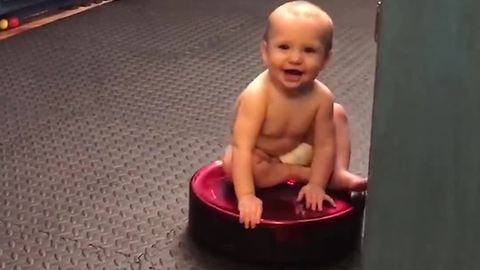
top-left (349, 173), bottom-right (368, 191)
top-left (331, 170), bottom-right (368, 191)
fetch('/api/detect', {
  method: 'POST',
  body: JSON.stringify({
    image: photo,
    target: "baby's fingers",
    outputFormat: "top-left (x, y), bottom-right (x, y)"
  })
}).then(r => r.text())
top-left (242, 211), bottom-right (258, 229)
top-left (249, 208), bottom-right (258, 229)
top-left (255, 205), bottom-right (262, 225)
top-left (239, 208), bottom-right (251, 228)
top-left (296, 189), bottom-right (306, 202)
top-left (243, 211), bottom-right (253, 229)
top-left (307, 192), bottom-right (316, 210)
top-left (324, 194), bottom-right (336, 207)
top-left (306, 193), bottom-right (315, 211)
top-left (315, 196), bottom-right (323, 211)
top-left (239, 210), bottom-right (245, 224)
top-left (311, 193), bottom-right (322, 211)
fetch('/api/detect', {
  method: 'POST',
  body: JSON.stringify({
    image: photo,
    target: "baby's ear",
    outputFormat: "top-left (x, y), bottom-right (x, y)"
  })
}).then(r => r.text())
top-left (260, 41), bottom-right (268, 65)
top-left (320, 50), bottom-right (332, 70)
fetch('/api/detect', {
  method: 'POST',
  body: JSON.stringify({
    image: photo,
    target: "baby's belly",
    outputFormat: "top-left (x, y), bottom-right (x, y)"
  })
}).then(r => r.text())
top-left (255, 136), bottom-right (302, 157)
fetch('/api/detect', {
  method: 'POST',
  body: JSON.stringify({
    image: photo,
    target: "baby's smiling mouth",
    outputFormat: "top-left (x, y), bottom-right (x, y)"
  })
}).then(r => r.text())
top-left (283, 69), bottom-right (304, 76)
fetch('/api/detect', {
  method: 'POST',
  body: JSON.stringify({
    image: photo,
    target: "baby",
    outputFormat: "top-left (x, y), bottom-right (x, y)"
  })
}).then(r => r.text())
top-left (222, 1), bottom-right (368, 229)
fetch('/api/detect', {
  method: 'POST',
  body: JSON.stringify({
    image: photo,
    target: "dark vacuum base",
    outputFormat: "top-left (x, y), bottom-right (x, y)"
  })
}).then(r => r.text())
top-left (188, 162), bottom-right (365, 265)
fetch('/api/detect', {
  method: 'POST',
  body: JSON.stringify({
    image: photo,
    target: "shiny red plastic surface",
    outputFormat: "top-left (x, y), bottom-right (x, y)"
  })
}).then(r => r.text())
top-left (191, 161), bottom-right (354, 225)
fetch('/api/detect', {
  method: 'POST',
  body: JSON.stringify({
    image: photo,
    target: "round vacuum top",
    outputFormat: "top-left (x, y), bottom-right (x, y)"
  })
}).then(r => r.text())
top-left (191, 161), bottom-right (354, 225)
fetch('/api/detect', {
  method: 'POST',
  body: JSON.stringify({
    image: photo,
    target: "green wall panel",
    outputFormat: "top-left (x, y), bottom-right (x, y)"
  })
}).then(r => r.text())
top-left (364, 0), bottom-right (480, 269)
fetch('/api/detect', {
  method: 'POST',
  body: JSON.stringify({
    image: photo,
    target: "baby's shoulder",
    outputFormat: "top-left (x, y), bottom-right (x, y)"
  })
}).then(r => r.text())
top-left (312, 80), bottom-right (334, 104)
top-left (237, 73), bottom-right (269, 103)
top-left (313, 80), bottom-right (333, 97)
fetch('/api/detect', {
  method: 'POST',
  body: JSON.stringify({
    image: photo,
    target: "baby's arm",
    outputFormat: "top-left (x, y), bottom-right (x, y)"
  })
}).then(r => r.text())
top-left (231, 86), bottom-right (267, 228)
top-left (310, 88), bottom-right (336, 188)
top-left (232, 87), bottom-right (266, 196)
top-left (296, 86), bottom-right (336, 211)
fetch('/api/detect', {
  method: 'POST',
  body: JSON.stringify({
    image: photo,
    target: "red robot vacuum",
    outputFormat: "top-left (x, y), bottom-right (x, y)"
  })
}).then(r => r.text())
top-left (188, 161), bottom-right (365, 265)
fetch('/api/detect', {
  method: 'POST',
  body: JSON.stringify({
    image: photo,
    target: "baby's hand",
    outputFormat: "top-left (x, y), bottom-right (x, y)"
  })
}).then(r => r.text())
top-left (296, 183), bottom-right (336, 211)
top-left (237, 194), bottom-right (263, 229)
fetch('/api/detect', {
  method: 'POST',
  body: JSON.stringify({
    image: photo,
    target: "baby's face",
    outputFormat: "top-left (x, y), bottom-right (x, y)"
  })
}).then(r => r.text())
top-left (262, 14), bottom-right (330, 92)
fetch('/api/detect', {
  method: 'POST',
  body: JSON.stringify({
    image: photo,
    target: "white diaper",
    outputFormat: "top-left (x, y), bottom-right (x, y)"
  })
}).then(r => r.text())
top-left (278, 143), bottom-right (313, 166)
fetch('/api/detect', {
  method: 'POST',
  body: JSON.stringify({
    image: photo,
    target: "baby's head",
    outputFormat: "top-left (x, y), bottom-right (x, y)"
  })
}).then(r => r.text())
top-left (261, 1), bottom-right (334, 91)
top-left (263, 1), bottom-right (333, 57)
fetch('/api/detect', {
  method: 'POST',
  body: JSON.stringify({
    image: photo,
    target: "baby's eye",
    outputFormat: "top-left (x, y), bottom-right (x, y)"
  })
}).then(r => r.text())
top-left (304, 47), bottom-right (318, 53)
top-left (278, 44), bottom-right (289, 50)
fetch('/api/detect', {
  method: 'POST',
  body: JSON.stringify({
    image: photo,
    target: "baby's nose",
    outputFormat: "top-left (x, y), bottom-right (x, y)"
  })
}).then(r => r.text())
top-left (288, 51), bottom-right (303, 64)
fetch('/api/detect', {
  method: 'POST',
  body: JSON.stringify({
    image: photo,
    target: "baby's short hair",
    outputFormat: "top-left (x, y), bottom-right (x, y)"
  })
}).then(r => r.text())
top-left (262, 1), bottom-right (333, 57)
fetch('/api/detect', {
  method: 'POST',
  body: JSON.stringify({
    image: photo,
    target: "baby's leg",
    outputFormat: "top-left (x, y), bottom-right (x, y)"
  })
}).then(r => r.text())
top-left (222, 146), bottom-right (310, 188)
top-left (328, 104), bottom-right (368, 191)
top-left (251, 149), bottom-right (311, 188)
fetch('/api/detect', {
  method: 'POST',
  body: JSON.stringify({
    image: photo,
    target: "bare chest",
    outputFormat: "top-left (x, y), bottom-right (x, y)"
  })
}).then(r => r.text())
top-left (261, 99), bottom-right (317, 138)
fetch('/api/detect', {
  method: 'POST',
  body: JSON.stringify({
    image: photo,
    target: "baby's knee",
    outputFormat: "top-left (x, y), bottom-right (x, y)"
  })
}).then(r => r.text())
top-left (333, 103), bottom-right (346, 116)
top-left (333, 103), bottom-right (348, 123)
top-left (222, 145), bottom-right (233, 175)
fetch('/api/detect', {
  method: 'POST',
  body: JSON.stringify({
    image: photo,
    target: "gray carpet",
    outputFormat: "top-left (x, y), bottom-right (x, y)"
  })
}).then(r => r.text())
top-left (0, 0), bottom-right (377, 269)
